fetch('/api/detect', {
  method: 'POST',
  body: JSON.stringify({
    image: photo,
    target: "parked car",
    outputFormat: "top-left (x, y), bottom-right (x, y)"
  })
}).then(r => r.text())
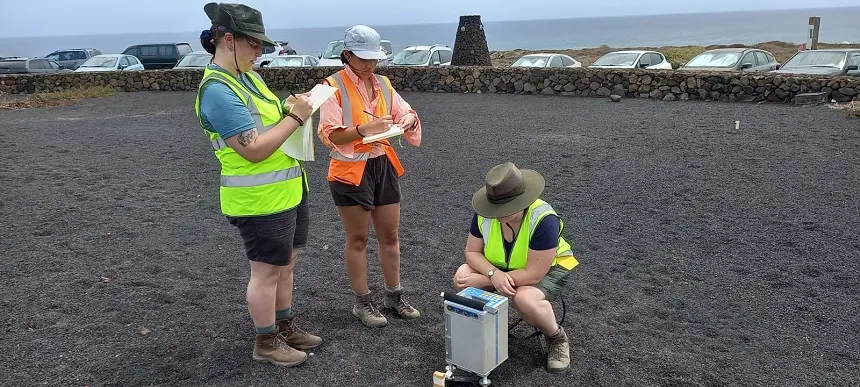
top-left (263, 55), bottom-right (319, 68)
top-left (121, 43), bottom-right (194, 69)
top-left (511, 53), bottom-right (582, 68)
top-left (317, 39), bottom-right (393, 67)
top-left (174, 51), bottom-right (213, 68)
top-left (588, 50), bottom-right (673, 69)
top-left (771, 49), bottom-right (860, 76)
top-left (255, 41), bottom-right (298, 68)
top-left (679, 48), bottom-right (779, 72)
top-left (274, 41), bottom-right (297, 55)
top-left (0, 58), bottom-right (69, 74)
top-left (74, 54), bottom-right (144, 72)
top-left (44, 48), bottom-right (102, 70)
top-left (390, 45), bottom-right (453, 66)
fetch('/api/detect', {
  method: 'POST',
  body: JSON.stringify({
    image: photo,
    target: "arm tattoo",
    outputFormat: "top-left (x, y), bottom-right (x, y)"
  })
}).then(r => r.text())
top-left (237, 129), bottom-right (257, 147)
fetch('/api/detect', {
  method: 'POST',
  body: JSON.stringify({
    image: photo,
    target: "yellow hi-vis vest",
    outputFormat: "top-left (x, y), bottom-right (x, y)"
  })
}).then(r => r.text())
top-left (194, 66), bottom-right (305, 217)
top-left (477, 199), bottom-right (580, 271)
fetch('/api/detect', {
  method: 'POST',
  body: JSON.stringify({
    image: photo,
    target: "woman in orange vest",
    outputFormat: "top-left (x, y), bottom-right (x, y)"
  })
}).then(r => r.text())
top-left (317, 25), bottom-right (423, 328)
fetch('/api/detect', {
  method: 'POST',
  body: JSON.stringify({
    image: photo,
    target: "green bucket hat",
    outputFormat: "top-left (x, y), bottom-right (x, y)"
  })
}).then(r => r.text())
top-left (472, 162), bottom-right (546, 219)
top-left (204, 2), bottom-right (276, 46)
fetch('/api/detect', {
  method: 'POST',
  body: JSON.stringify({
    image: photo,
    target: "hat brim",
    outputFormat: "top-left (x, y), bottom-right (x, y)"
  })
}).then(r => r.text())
top-left (203, 2), bottom-right (276, 47)
top-left (204, 2), bottom-right (220, 23)
top-left (241, 31), bottom-right (276, 47)
top-left (351, 50), bottom-right (388, 60)
top-left (471, 169), bottom-right (545, 219)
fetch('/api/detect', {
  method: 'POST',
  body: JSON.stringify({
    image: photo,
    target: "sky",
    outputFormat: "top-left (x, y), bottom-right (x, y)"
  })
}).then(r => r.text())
top-left (3, 0), bottom-right (859, 37)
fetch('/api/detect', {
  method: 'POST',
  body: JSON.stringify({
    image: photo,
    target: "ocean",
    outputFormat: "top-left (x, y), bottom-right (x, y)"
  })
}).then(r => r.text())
top-left (1, 6), bottom-right (858, 59)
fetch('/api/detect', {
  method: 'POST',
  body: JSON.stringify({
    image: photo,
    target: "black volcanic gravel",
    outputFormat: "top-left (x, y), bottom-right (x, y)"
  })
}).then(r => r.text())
top-left (1, 91), bottom-right (858, 387)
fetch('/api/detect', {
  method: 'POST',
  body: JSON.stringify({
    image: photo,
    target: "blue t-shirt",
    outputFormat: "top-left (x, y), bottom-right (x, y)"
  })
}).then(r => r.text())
top-left (199, 64), bottom-right (270, 140)
top-left (469, 212), bottom-right (560, 258)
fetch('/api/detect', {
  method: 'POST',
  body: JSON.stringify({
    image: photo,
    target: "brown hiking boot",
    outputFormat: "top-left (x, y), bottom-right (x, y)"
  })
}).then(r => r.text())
top-left (352, 292), bottom-right (388, 328)
top-left (252, 332), bottom-right (307, 367)
top-left (546, 326), bottom-right (570, 373)
top-left (383, 287), bottom-right (421, 319)
top-left (276, 317), bottom-right (322, 350)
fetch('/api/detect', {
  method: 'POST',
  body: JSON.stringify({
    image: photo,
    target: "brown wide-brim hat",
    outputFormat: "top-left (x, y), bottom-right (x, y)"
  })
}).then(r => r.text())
top-left (204, 2), bottom-right (276, 47)
top-left (472, 162), bottom-right (545, 219)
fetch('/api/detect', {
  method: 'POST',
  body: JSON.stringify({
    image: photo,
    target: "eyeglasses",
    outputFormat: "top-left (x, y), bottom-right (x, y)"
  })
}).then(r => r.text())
top-left (241, 36), bottom-right (261, 51)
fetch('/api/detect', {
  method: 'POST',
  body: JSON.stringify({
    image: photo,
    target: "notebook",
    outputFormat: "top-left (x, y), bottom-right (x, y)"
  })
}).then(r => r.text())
top-left (362, 125), bottom-right (404, 144)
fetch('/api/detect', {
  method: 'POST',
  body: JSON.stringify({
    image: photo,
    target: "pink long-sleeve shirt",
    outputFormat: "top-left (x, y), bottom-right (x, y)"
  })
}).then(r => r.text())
top-left (317, 66), bottom-right (422, 158)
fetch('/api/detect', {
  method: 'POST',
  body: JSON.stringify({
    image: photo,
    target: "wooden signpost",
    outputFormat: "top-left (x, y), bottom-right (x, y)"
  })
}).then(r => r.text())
top-left (807, 17), bottom-right (820, 50)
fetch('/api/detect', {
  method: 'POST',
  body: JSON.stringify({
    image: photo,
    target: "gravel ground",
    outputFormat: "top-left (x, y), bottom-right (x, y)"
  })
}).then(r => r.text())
top-left (1, 91), bottom-right (859, 387)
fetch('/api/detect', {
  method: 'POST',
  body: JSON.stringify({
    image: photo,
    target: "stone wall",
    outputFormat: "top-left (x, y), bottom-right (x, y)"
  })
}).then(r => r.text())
top-left (1, 66), bottom-right (859, 103)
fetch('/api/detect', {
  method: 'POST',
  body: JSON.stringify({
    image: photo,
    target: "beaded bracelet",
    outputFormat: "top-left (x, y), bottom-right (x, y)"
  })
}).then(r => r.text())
top-left (287, 113), bottom-right (304, 126)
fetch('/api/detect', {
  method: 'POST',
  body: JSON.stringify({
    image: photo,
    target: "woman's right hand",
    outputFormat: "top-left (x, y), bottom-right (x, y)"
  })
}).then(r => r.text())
top-left (491, 271), bottom-right (517, 297)
top-left (358, 115), bottom-right (393, 136)
top-left (291, 95), bottom-right (313, 121)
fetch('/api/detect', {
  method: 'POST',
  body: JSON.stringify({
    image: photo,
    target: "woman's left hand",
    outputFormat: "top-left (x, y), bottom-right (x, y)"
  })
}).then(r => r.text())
top-left (399, 114), bottom-right (418, 131)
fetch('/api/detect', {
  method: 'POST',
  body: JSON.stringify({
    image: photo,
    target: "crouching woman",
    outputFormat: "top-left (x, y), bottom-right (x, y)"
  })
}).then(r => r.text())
top-left (452, 162), bottom-right (580, 373)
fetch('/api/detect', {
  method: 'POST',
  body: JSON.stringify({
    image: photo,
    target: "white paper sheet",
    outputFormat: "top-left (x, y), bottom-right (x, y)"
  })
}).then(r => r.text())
top-left (279, 84), bottom-right (338, 161)
top-left (362, 125), bottom-right (404, 144)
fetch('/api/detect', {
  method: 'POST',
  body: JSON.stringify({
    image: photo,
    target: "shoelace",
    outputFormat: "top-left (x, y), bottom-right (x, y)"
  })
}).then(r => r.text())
top-left (385, 293), bottom-right (414, 311)
top-left (396, 298), bottom-right (414, 311)
top-left (548, 336), bottom-right (566, 359)
top-left (362, 301), bottom-right (383, 317)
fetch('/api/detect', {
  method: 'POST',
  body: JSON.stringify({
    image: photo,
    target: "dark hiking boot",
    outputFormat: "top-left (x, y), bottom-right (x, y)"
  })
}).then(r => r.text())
top-left (352, 292), bottom-right (387, 328)
top-left (383, 287), bottom-right (421, 319)
top-left (546, 326), bottom-right (570, 373)
top-left (276, 317), bottom-right (322, 350)
top-left (252, 332), bottom-right (307, 367)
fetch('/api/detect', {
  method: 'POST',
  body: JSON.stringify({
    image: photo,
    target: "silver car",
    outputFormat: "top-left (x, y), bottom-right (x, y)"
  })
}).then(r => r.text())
top-left (45, 48), bottom-right (102, 70)
top-left (680, 48), bottom-right (780, 73)
top-left (772, 49), bottom-right (860, 76)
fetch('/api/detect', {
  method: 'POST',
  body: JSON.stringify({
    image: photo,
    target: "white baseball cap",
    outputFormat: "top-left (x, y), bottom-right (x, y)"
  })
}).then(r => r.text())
top-left (343, 25), bottom-right (387, 60)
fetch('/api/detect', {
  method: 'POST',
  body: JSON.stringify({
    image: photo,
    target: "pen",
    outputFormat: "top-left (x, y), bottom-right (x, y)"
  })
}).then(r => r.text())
top-left (363, 110), bottom-right (379, 118)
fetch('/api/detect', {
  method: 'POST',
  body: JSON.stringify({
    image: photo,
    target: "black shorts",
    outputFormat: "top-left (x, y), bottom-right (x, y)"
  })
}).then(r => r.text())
top-left (329, 155), bottom-right (401, 211)
top-left (227, 195), bottom-right (309, 266)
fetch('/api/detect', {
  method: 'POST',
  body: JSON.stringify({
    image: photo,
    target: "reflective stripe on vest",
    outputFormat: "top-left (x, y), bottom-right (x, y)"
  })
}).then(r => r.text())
top-left (327, 72), bottom-right (392, 161)
top-left (220, 165), bottom-right (303, 187)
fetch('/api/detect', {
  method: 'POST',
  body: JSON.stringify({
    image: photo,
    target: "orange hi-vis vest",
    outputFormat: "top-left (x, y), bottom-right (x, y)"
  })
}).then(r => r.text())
top-left (324, 69), bottom-right (405, 186)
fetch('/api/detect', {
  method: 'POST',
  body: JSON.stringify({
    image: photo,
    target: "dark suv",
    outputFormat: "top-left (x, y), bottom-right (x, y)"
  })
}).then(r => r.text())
top-left (121, 43), bottom-right (194, 69)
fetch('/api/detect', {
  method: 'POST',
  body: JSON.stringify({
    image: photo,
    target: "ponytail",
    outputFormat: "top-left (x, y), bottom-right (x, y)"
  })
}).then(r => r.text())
top-left (200, 27), bottom-right (216, 55)
top-left (200, 24), bottom-right (231, 55)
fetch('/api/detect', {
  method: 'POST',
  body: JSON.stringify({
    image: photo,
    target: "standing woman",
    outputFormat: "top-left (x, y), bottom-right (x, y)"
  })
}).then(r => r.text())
top-left (317, 25), bottom-right (422, 328)
top-left (195, 2), bottom-right (321, 366)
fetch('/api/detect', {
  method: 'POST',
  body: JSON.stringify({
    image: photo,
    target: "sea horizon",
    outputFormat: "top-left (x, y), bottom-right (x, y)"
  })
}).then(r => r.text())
top-left (1, 6), bottom-right (858, 58)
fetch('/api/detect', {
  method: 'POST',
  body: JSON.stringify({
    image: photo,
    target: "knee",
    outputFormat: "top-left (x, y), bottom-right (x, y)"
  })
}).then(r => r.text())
top-left (454, 264), bottom-right (472, 278)
top-left (346, 233), bottom-right (369, 251)
top-left (249, 266), bottom-right (281, 287)
top-left (513, 287), bottom-right (545, 315)
top-left (452, 264), bottom-right (473, 291)
top-left (376, 229), bottom-right (399, 247)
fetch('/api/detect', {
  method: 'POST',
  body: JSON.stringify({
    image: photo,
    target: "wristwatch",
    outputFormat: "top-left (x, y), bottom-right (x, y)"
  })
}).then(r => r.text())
top-left (488, 268), bottom-right (496, 278)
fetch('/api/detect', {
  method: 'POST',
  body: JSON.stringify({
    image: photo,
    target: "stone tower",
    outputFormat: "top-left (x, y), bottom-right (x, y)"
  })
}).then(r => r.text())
top-left (450, 15), bottom-right (492, 66)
